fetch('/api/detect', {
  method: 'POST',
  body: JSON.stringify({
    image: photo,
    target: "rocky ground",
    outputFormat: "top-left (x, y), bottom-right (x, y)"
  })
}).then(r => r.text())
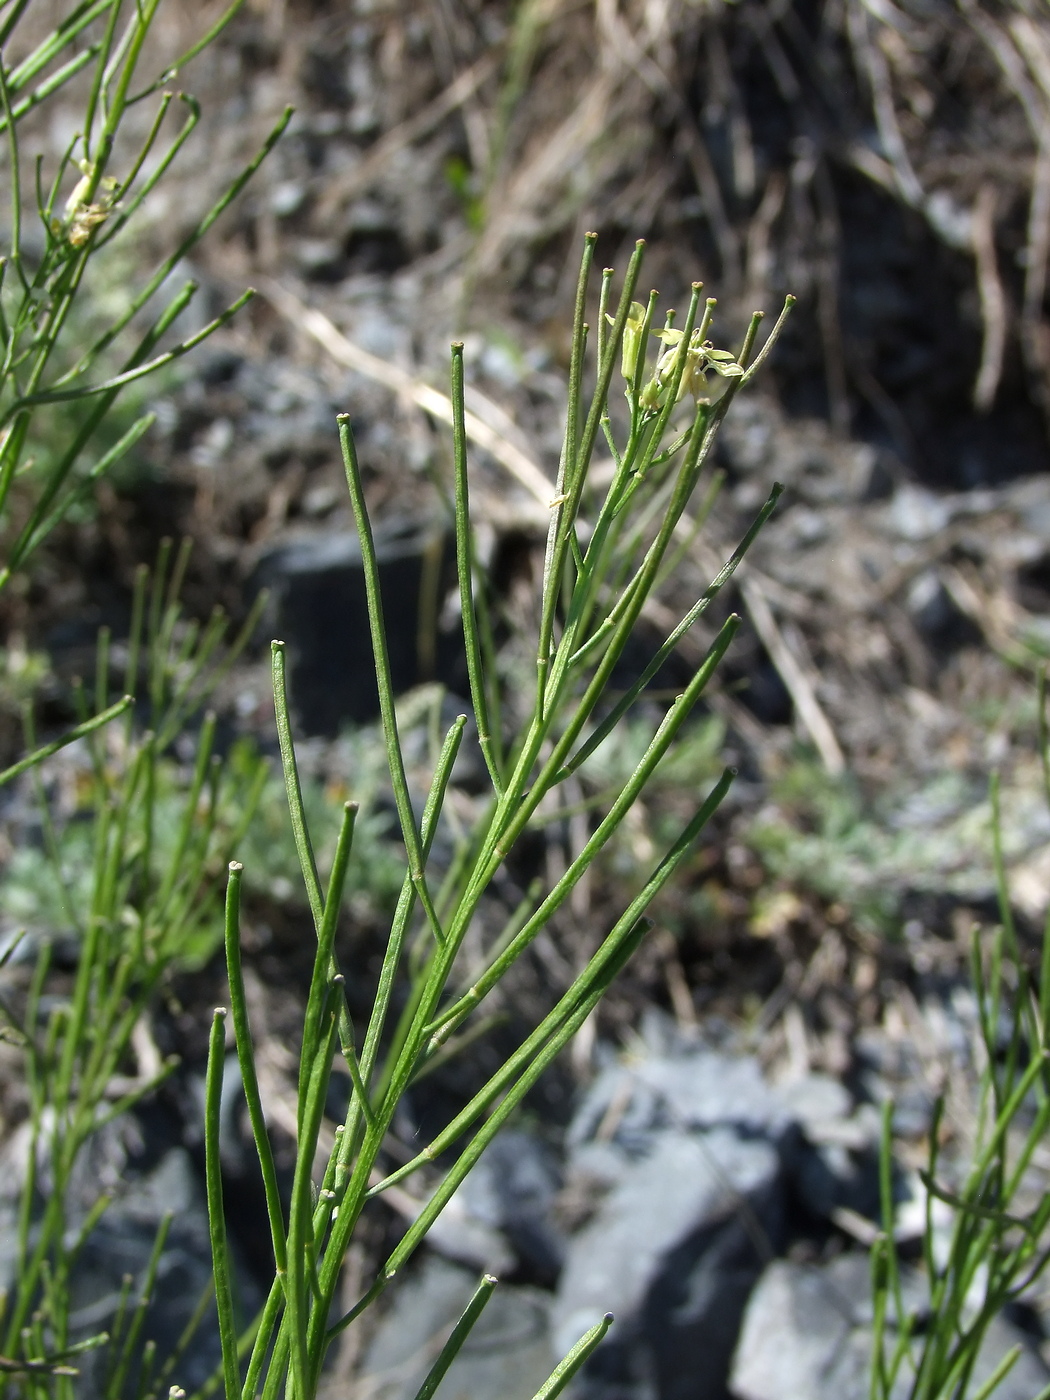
top-left (3, 0), bottom-right (1050, 1395)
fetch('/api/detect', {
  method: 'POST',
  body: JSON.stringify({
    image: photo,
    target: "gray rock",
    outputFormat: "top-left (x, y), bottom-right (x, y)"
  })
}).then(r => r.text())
top-left (553, 1043), bottom-right (914, 1398)
top-left (568, 1050), bottom-right (791, 1151)
top-left (478, 1131), bottom-right (564, 1284)
top-left (731, 1258), bottom-right (862, 1400)
top-left (359, 1256), bottom-right (555, 1400)
top-left (553, 1127), bottom-right (782, 1399)
top-left (785, 1134), bottom-right (881, 1223)
top-left (256, 516), bottom-right (462, 734)
top-left (73, 1144), bottom-right (263, 1395)
top-left (569, 1046), bottom-right (878, 1232)
top-left (884, 485), bottom-right (954, 542)
top-left (406, 1130), bottom-right (563, 1281)
top-left (775, 1073), bottom-right (847, 1126)
top-left (730, 1255), bottom-right (1049, 1400)
top-left (773, 1077), bottom-right (881, 1222)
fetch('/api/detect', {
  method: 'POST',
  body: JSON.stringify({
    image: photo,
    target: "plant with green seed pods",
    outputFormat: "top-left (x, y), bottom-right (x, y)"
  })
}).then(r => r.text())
top-left (870, 672), bottom-right (1050, 1400)
top-left (205, 235), bottom-right (792, 1400)
top-left (0, 0), bottom-right (283, 1389)
top-left (0, 543), bottom-right (269, 1399)
top-left (0, 0), bottom-right (288, 592)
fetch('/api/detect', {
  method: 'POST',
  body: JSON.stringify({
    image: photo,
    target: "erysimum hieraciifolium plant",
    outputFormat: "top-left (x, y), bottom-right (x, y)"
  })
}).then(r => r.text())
top-left (205, 235), bottom-right (793, 1400)
top-left (0, 1), bottom-right (285, 1390)
top-left (0, 0), bottom-right (289, 593)
top-left (0, 543), bottom-right (270, 1397)
top-left (870, 671), bottom-right (1050, 1400)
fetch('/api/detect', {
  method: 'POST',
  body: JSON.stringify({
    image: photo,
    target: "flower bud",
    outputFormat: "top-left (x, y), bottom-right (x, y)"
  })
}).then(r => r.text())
top-left (614, 302), bottom-right (648, 385)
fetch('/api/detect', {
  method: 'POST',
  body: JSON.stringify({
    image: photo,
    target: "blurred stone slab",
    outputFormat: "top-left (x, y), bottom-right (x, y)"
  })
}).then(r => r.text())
top-left (554, 1128), bottom-right (780, 1356)
top-left (551, 1028), bottom-right (890, 1400)
top-left (358, 1256), bottom-right (554, 1400)
top-left (567, 1048), bottom-right (791, 1148)
top-left (257, 518), bottom-right (463, 735)
top-left (730, 1254), bottom-right (1049, 1400)
top-left (428, 1129), bottom-right (563, 1284)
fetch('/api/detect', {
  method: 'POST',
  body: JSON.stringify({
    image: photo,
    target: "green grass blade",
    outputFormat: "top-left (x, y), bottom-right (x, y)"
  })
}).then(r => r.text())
top-left (356, 715), bottom-right (466, 1116)
top-left (739, 296), bottom-right (795, 385)
top-left (537, 239), bottom-right (643, 712)
top-left (336, 963), bottom-right (631, 1337)
top-left (287, 980), bottom-right (341, 1397)
top-left (990, 772), bottom-right (1018, 953)
top-left (6, 290), bottom-right (253, 418)
top-left (373, 773), bottom-right (733, 1193)
top-left (338, 414), bottom-right (444, 945)
top-left (240, 1278), bottom-right (284, 1400)
top-left (156, 0), bottom-right (248, 83)
top-left (7, 412), bottom-right (156, 574)
top-left (105, 1211), bottom-right (172, 1398)
top-left (432, 631), bottom-right (739, 1025)
top-left (562, 603), bottom-right (742, 778)
top-left (536, 233), bottom-right (597, 708)
top-left (301, 803), bottom-right (357, 1115)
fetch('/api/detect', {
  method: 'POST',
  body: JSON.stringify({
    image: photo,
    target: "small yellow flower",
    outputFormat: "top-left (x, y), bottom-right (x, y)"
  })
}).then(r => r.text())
top-left (653, 326), bottom-right (691, 401)
top-left (703, 346), bottom-right (744, 378)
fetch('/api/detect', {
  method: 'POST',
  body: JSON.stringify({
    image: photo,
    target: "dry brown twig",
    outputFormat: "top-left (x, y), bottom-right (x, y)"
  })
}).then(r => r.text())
top-left (739, 574), bottom-right (846, 776)
top-left (315, 54), bottom-right (500, 220)
top-left (259, 279), bottom-right (552, 518)
top-left (972, 184), bottom-right (1007, 412)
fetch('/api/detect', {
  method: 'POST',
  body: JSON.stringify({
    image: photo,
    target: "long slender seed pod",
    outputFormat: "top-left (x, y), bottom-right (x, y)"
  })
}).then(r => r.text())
top-left (536, 240), bottom-right (644, 714)
top-left (409, 1275), bottom-right (498, 1400)
top-left (451, 342), bottom-right (503, 796)
top-left (204, 1009), bottom-right (240, 1400)
top-left (530, 1313), bottom-right (614, 1400)
top-left (224, 863), bottom-right (287, 1280)
top-left (338, 415), bottom-right (445, 946)
top-left (272, 640), bottom-right (324, 932)
top-left (537, 233), bottom-right (597, 710)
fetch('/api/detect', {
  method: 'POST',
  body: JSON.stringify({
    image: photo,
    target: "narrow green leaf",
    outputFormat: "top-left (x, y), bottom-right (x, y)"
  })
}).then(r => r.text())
top-left (338, 414), bottom-right (444, 946)
top-left (272, 639), bottom-right (324, 932)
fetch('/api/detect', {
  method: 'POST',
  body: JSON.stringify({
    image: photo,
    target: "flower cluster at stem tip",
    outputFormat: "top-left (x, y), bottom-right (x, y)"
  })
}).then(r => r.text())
top-left (53, 160), bottom-right (120, 247)
top-left (615, 300), bottom-right (744, 411)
